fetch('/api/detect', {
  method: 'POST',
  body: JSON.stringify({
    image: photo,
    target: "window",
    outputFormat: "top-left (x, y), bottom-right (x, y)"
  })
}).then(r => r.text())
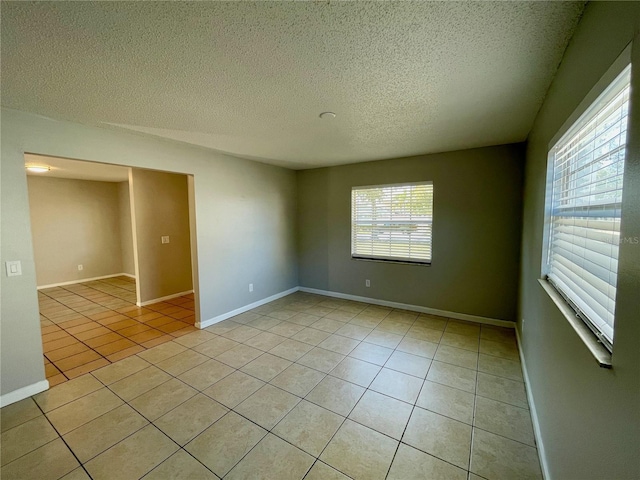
top-left (544, 64), bottom-right (631, 352)
top-left (351, 182), bottom-right (433, 264)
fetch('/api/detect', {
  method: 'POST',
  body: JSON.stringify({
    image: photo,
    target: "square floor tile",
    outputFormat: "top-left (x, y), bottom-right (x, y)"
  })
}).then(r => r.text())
top-left (270, 363), bottom-right (326, 397)
top-left (434, 344), bottom-right (479, 370)
top-left (416, 380), bottom-right (475, 424)
top-left (474, 395), bottom-right (535, 445)
top-left (440, 332), bottom-right (479, 352)
top-left (304, 461), bottom-right (350, 480)
top-left (0, 438), bottom-right (79, 480)
top-left (403, 407), bottom-right (472, 469)
top-left (192, 336), bottom-right (239, 357)
top-left (329, 357), bottom-right (381, 387)
top-left (370, 368), bottom-right (423, 404)
top-left (137, 341), bottom-right (187, 364)
top-left (91, 355), bottom-right (150, 385)
top-left (269, 338), bottom-right (315, 362)
top-left (477, 354), bottom-right (523, 382)
top-left (320, 419), bottom-right (398, 480)
top-left (226, 433), bottom-right (314, 480)
top-left (385, 350), bottom-right (432, 378)
top-left (426, 361), bottom-right (477, 394)
top-left (155, 350), bottom-right (209, 376)
top-left (154, 393), bottom-right (228, 445)
top-left (244, 331), bottom-right (287, 352)
top-left (470, 428), bottom-right (542, 480)
top-left (108, 366), bottom-right (172, 401)
top-left (203, 370), bottom-right (265, 408)
top-left (268, 322), bottom-right (306, 338)
top-left (143, 450), bottom-right (218, 480)
top-left (306, 376), bottom-right (365, 416)
top-left (349, 342), bottom-right (393, 366)
top-left (297, 347), bottom-right (345, 373)
top-left (335, 324), bottom-right (373, 341)
top-left (129, 378), bottom-right (197, 421)
top-left (387, 443), bottom-right (467, 480)
top-left (62, 404), bottom-right (148, 463)
top-left (363, 330), bottom-right (403, 349)
top-left (348, 390), bottom-right (412, 439)
top-left (178, 359), bottom-right (235, 391)
top-left (1, 416), bottom-right (58, 466)
top-left (477, 372), bottom-right (528, 408)
top-left (291, 328), bottom-right (331, 346)
top-left (46, 388), bottom-right (123, 434)
top-left (185, 411), bottom-right (266, 478)
top-left (273, 400), bottom-right (344, 456)
top-left (1, 398), bottom-right (42, 433)
top-left (34, 374), bottom-right (103, 412)
top-left (317, 335), bottom-right (360, 355)
top-left (216, 344), bottom-right (264, 368)
top-left (310, 318), bottom-right (346, 333)
top-left (84, 425), bottom-right (178, 480)
top-left (240, 353), bottom-right (292, 382)
top-left (235, 384), bottom-right (300, 429)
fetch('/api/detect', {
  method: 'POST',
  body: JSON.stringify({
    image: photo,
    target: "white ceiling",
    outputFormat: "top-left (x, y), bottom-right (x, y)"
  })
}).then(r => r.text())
top-left (25, 154), bottom-right (130, 182)
top-left (2, 2), bottom-right (585, 169)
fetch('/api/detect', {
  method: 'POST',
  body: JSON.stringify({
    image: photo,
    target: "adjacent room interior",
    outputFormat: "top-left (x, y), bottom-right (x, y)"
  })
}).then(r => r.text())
top-left (25, 155), bottom-right (199, 386)
top-left (1, 2), bottom-right (638, 480)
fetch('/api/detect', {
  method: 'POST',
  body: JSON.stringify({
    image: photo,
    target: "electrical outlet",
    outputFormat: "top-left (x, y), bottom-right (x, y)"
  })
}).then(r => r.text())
top-left (161, 236), bottom-right (170, 244)
top-left (78, 264), bottom-right (83, 271)
top-left (365, 279), bottom-right (370, 287)
top-left (5, 261), bottom-right (22, 277)
top-left (249, 283), bottom-right (254, 293)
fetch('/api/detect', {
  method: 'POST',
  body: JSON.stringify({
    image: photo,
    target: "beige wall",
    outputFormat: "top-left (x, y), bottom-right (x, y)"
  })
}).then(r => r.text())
top-left (518, 2), bottom-right (640, 479)
top-left (27, 176), bottom-right (124, 286)
top-left (130, 169), bottom-right (193, 303)
top-left (297, 144), bottom-right (525, 321)
top-left (118, 181), bottom-right (135, 276)
top-left (1, 108), bottom-right (298, 397)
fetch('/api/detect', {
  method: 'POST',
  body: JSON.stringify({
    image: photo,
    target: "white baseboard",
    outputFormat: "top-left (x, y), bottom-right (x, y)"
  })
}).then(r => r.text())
top-left (1, 380), bottom-right (49, 407)
top-left (37, 273), bottom-right (135, 290)
top-left (197, 287), bottom-right (300, 329)
top-left (121, 273), bottom-right (136, 279)
top-left (137, 290), bottom-right (194, 307)
top-left (516, 327), bottom-right (550, 480)
top-left (298, 287), bottom-right (515, 328)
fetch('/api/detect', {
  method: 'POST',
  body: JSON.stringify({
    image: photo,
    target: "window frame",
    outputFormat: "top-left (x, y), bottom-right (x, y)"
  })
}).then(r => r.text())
top-left (540, 44), bottom-right (632, 366)
top-left (351, 181), bottom-right (434, 266)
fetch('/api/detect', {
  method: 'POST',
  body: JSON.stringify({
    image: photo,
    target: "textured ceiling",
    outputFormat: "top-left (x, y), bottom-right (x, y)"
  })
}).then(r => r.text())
top-left (2, 1), bottom-right (585, 169)
top-left (25, 154), bottom-right (130, 182)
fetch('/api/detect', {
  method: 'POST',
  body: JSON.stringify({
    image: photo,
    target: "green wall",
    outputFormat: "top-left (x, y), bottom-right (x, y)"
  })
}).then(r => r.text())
top-left (298, 143), bottom-right (525, 322)
top-left (518, 2), bottom-right (640, 478)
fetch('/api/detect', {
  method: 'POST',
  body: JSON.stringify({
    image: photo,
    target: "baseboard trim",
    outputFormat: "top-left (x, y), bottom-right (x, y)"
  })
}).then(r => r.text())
top-left (37, 273), bottom-right (135, 290)
top-left (516, 327), bottom-right (550, 480)
top-left (137, 290), bottom-right (194, 307)
top-left (298, 287), bottom-right (515, 328)
top-left (1, 380), bottom-right (49, 407)
top-left (197, 287), bottom-right (300, 329)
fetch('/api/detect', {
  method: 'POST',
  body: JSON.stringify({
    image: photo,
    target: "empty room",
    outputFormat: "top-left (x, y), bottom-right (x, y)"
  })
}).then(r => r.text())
top-left (1, 2), bottom-right (638, 480)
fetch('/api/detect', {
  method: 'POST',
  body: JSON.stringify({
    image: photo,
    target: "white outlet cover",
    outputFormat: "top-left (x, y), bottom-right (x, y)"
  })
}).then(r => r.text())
top-left (161, 236), bottom-right (170, 244)
top-left (6, 261), bottom-right (22, 277)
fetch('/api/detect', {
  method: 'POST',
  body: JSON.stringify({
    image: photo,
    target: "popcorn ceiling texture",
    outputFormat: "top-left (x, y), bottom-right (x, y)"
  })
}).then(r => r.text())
top-left (1, 1), bottom-right (585, 169)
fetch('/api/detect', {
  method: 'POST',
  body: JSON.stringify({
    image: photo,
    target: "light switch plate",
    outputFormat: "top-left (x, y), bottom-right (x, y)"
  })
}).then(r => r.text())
top-left (161, 236), bottom-right (170, 244)
top-left (6, 261), bottom-right (22, 277)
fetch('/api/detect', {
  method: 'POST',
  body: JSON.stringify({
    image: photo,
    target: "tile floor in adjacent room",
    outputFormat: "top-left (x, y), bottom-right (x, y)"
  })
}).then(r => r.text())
top-left (1, 291), bottom-right (542, 480)
top-left (38, 276), bottom-right (197, 386)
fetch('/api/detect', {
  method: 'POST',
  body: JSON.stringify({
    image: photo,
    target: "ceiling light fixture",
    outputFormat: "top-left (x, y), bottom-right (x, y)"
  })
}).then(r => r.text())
top-left (26, 165), bottom-right (50, 173)
top-left (319, 112), bottom-right (336, 119)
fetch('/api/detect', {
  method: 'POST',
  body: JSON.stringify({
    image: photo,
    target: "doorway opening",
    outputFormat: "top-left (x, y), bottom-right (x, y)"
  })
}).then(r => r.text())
top-left (25, 154), bottom-right (200, 386)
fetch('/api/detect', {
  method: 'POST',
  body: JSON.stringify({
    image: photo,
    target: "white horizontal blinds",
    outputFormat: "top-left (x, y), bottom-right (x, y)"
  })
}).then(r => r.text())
top-left (546, 65), bottom-right (631, 349)
top-left (352, 182), bottom-right (433, 263)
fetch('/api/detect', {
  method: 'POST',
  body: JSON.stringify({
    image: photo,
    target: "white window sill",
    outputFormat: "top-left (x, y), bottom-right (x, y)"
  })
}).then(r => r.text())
top-left (538, 279), bottom-right (612, 368)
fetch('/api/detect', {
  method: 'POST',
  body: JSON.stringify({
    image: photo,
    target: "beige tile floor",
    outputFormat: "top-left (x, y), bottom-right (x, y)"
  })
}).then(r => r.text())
top-left (1, 292), bottom-right (542, 480)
